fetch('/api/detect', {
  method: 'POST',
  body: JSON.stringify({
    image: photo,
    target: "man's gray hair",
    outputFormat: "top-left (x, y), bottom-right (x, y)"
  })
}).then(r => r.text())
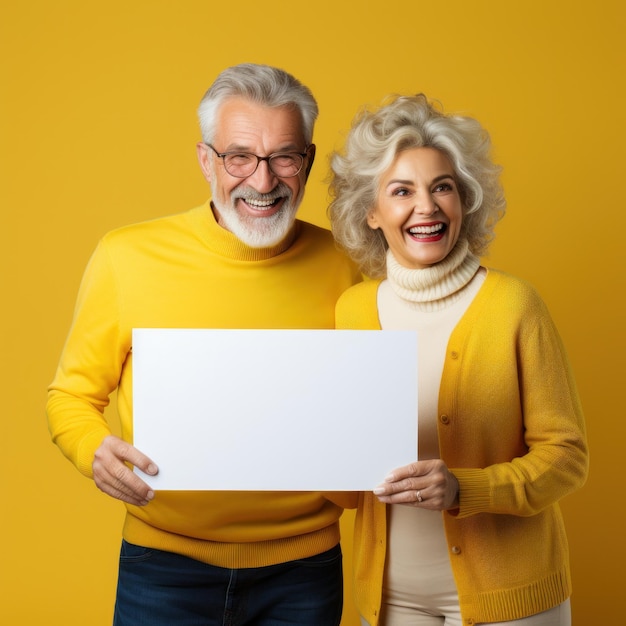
top-left (198, 63), bottom-right (318, 145)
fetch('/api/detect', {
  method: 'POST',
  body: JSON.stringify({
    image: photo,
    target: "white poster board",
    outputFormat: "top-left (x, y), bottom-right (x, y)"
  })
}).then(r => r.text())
top-left (133, 328), bottom-right (418, 490)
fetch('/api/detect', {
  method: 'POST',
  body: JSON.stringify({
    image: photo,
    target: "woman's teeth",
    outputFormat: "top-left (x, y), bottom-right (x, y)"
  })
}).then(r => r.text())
top-left (408, 223), bottom-right (444, 235)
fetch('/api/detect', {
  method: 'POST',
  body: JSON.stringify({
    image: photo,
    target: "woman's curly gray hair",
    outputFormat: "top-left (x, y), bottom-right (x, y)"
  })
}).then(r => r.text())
top-left (328, 94), bottom-right (506, 278)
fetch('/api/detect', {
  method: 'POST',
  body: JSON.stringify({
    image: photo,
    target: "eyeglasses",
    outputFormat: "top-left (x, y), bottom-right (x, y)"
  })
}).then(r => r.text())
top-left (205, 143), bottom-right (308, 178)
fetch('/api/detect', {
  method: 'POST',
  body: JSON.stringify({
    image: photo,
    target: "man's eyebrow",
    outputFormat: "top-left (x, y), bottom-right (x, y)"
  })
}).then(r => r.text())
top-left (222, 141), bottom-right (303, 154)
top-left (220, 144), bottom-right (253, 153)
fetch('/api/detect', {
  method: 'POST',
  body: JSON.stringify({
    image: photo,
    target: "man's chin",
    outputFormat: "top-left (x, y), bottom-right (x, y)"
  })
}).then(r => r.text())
top-left (223, 211), bottom-right (297, 248)
top-left (212, 192), bottom-right (302, 248)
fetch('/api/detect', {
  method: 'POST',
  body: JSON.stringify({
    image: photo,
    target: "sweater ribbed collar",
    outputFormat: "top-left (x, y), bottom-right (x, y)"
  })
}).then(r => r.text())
top-left (191, 201), bottom-right (298, 261)
top-left (386, 239), bottom-right (481, 311)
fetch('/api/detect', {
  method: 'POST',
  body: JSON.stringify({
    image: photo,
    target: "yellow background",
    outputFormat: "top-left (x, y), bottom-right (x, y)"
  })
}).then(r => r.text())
top-left (1, 1), bottom-right (624, 624)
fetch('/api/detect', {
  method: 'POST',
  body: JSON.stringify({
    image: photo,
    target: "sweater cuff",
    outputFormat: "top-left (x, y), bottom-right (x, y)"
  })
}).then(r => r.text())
top-left (76, 428), bottom-right (110, 479)
top-left (451, 468), bottom-right (491, 518)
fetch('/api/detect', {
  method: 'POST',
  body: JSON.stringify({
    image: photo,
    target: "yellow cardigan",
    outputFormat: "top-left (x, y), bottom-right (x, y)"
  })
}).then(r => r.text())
top-left (335, 271), bottom-right (588, 625)
top-left (47, 202), bottom-right (360, 569)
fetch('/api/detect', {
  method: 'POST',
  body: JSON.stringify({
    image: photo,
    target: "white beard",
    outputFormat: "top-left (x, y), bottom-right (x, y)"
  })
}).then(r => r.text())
top-left (211, 182), bottom-right (303, 248)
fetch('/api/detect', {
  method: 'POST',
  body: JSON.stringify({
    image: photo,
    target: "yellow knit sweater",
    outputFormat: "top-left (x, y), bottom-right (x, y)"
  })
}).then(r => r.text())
top-left (47, 202), bottom-right (360, 569)
top-left (335, 271), bottom-right (588, 625)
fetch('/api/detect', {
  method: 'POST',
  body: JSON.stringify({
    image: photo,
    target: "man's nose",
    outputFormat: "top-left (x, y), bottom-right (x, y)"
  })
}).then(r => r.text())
top-left (246, 158), bottom-right (278, 193)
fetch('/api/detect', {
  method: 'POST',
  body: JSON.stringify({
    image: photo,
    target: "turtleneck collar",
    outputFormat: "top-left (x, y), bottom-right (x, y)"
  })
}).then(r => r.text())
top-left (190, 201), bottom-right (299, 261)
top-left (386, 238), bottom-right (481, 311)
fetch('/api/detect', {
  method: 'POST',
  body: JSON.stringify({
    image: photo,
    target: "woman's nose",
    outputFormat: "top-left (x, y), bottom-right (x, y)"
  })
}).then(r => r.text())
top-left (412, 192), bottom-right (438, 216)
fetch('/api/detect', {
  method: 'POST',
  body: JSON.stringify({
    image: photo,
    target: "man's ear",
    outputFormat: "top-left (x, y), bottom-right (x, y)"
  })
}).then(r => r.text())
top-left (303, 144), bottom-right (316, 180)
top-left (196, 142), bottom-right (213, 183)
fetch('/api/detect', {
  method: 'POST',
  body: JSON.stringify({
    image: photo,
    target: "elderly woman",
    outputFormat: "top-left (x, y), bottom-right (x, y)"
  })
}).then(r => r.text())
top-left (328, 95), bottom-right (588, 626)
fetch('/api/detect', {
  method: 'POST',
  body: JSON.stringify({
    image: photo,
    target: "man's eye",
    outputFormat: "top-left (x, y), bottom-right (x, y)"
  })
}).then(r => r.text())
top-left (228, 154), bottom-right (254, 165)
top-left (271, 155), bottom-right (298, 167)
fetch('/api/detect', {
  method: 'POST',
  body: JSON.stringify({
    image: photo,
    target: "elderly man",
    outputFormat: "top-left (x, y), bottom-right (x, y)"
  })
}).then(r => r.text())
top-left (47, 64), bottom-right (360, 625)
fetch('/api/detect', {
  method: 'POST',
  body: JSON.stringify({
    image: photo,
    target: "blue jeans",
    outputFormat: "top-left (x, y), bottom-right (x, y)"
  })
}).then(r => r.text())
top-left (113, 540), bottom-right (343, 625)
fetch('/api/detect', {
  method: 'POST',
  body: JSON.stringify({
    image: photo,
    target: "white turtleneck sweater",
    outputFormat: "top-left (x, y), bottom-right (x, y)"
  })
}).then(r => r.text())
top-left (377, 240), bottom-right (485, 614)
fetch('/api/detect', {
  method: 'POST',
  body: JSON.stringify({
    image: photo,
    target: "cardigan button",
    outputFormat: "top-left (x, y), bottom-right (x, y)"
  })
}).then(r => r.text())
top-left (450, 350), bottom-right (459, 359)
top-left (451, 545), bottom-right (462, 555)
top-left (440, 414), bottom-right (450, 425)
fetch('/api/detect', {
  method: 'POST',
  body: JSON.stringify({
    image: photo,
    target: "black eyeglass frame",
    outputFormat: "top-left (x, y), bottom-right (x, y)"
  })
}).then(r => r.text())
top-left (205, 143), bottom-right (309, 178)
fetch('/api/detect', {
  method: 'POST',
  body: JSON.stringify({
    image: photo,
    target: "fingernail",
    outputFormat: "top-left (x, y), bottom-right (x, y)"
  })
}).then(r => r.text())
top-left (147, 464), bottom-right (158, 475)
top-left (373, 487), bottom-right (385, 495)
top-left (146, 490), bottom-right (155, 501)
top-left (384, 473), bottom-right (395, 482)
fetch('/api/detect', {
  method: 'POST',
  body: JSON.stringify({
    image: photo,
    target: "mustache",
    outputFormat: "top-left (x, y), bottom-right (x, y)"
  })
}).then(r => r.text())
top-left (230, 183), bottom-right (292, 203)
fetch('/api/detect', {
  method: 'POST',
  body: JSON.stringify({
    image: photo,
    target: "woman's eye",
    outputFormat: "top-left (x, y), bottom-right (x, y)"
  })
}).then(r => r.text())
top-left (392, 187), bottom-right (410, 196)
top-left (433, 182), bottom-right (453, 193)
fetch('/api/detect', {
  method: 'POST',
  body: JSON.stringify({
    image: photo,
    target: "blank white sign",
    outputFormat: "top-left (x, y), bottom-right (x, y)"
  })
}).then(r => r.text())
top-left (132, 328), bottom-right (418, 490)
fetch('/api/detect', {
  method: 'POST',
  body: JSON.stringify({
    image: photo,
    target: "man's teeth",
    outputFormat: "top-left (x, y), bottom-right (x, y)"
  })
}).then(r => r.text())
top-left (246, 198), bottom-right (277, 208)
top-left (408, 223), bottom-right (444, 235)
